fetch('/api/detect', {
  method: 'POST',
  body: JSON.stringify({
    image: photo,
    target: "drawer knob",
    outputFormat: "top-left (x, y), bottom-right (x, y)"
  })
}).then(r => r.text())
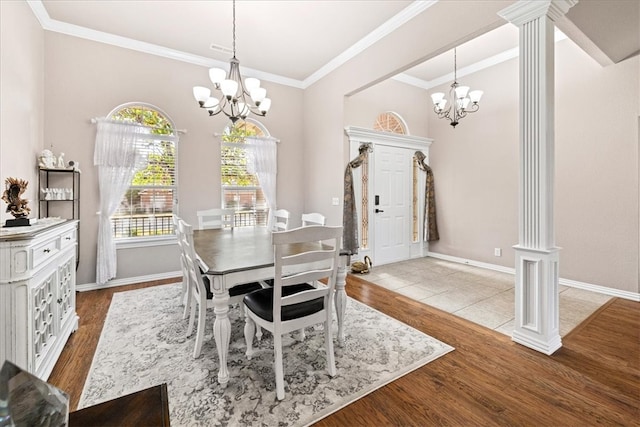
top-left (43, 248), bottom-right (51, 253)
top-left (65, 237), bottom-right (71, 240)
top-left (57, 298), bottom-right (63, 304)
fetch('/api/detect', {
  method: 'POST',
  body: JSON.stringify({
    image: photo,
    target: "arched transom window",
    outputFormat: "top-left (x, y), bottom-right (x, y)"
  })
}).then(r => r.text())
top-left (373, 111), bottom-right (408, 135)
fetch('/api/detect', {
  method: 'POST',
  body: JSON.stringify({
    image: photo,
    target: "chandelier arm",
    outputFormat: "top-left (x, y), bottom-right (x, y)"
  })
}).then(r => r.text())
top-left (464, 103), bottom-right (481, 114)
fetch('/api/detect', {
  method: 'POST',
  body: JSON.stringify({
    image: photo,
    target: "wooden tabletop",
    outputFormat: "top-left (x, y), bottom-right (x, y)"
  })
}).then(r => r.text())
top-left (193, 227), bottom-right (274, 275)
top-left (193, 227), bottom-right (341, 277)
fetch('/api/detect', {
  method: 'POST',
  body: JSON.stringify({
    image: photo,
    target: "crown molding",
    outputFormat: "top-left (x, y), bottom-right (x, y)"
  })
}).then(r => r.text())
top-left (302, 1), bottom-right (438, 88)
top-left (26, 0), bottom-right (435, 90)
top-left (392, 28), bottom-right (567, 91)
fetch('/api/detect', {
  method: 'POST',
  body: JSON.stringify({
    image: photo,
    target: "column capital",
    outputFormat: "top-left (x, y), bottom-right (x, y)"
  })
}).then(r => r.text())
top-left (499, 0), bottom-right (577, 26)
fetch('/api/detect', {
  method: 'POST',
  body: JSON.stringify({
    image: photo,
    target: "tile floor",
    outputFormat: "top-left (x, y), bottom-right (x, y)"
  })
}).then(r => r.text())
top-left (358, 256), bottom-right (612, 337)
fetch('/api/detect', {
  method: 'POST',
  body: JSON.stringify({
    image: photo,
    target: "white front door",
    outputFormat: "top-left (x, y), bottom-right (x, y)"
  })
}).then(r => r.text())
top-left (373, 145), bottom-right (412, 264)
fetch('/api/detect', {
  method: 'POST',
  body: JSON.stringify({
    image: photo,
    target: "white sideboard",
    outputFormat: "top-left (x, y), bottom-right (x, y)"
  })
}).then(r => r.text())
top-left (0, 219), bottom-right (79, 379)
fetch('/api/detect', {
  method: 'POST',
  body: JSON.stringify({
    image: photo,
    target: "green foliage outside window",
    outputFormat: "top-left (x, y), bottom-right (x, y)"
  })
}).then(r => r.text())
top-left (112, 106), bottom-right (175, 186)
top-left (221, 121), bottom-right (263, 187)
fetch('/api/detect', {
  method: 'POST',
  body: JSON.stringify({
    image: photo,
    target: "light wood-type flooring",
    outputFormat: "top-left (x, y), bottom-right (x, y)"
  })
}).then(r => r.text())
top-left (49, 273), bottom-right (639, 425)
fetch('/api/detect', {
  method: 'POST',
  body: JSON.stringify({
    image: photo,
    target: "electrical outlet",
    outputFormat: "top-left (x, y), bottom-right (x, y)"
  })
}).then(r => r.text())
top-left (494, 248), bottom-right (502, 257)
top-left (332, 197), bottom-right (339, 206)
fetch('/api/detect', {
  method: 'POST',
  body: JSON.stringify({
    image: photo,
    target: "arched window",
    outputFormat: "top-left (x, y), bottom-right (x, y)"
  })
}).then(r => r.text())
top-left (373, 111), bottom-right (409, 135)
top-left (107, 103), bottom-right (178, 238)
top-left (220, 119), bottom-right (270, 227)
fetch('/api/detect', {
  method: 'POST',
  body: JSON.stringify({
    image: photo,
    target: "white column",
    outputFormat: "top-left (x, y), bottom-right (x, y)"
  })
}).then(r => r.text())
top-left (499, 0), bottom-right (576, 355)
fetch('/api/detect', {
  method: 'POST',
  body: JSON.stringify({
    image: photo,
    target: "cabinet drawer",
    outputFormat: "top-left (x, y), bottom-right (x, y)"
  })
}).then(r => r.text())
top-left (31, 236), bottom-right (60, 269)
top-left (60, 228), bottom-right (77, 249)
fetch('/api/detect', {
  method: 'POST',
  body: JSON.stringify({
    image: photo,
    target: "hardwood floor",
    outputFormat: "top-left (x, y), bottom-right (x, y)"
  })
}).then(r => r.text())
top-left (48, 275), bottom-right (639, 426)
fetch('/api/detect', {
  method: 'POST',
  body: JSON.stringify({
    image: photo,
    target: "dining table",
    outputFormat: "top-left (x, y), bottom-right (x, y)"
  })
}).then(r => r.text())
top-left (192, 226), bottom-right (350, 385)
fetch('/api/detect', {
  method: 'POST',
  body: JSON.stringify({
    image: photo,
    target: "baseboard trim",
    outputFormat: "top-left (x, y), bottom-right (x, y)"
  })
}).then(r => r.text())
top-left (426, 252), bottom-right (515, 275)
top-left (77, 271), bottom-right (182, 292)
top-left (427, 252), bottom-right (640, 302)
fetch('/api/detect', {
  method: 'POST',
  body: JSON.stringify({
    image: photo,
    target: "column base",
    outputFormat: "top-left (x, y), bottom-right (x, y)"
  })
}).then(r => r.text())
top-left (512, 329), bottom-right (562, 355)
top-left (512, 246), bottom-right (562, 355)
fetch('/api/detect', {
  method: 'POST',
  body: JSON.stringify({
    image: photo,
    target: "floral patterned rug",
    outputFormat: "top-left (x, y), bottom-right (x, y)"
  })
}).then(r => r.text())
top-left (80, 284), bottom-right (454, 426)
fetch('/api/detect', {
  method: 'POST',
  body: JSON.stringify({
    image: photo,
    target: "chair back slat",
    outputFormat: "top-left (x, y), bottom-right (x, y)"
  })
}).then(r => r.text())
top-left (281, 288), bottom-right (327, 306)
top-left (197, 208), bottom-right (235, 230)
top-left (301, 212), bottom-right (326, 227)
top-left (271, 209), bottom-right (290, 232)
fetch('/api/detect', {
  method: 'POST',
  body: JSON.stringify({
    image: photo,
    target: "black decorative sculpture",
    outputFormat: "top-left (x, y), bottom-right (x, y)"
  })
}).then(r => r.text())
top-left (2, 177), bottom-right (31, 227)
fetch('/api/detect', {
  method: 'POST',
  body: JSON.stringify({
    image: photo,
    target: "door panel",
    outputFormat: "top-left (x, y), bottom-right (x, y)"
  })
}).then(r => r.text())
top-left (374, 145), bottom-right (411, 264)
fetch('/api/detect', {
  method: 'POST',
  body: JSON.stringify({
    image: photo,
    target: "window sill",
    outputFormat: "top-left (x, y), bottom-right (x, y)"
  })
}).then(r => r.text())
top-left (115, 235), bottom-right (177, 249)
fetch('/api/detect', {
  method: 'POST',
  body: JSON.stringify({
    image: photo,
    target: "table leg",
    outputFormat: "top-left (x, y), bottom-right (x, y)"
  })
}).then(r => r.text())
top-left (334, 254), bottom-right (349, 346)
top-left (212, 277), bottom-right (231, 386)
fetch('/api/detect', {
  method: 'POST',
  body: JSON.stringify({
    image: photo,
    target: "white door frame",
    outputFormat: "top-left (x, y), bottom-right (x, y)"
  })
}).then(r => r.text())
top-left (344, 126), bottom-right (433, 265)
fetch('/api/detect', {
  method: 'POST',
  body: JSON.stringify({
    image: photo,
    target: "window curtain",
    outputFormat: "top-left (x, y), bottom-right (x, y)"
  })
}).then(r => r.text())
top-left (93, 120), bottom-right (148, 285)
top-left (245, 136), bottom-right (278, 230)
top-left (414, 151), bottom-right (439, 242)
top-left (343, 143), bottom-right (372, 255)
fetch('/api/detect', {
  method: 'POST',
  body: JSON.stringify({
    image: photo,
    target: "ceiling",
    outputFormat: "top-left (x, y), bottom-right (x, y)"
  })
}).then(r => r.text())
top-left (33, 0), bottom-right (639, 90)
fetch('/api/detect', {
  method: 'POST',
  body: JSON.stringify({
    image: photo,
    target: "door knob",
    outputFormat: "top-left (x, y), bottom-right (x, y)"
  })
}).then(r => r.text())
top-left (375, 209), bottom-right (384, 213)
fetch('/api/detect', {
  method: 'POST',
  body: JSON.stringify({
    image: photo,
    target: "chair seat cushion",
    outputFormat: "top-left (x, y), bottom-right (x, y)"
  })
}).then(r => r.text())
top-left (229, 281), bottom-right (263, 297)
top-left (202, 273), bottom-right (262, 299)
top-left (243, 283), bottom-right (324, 322)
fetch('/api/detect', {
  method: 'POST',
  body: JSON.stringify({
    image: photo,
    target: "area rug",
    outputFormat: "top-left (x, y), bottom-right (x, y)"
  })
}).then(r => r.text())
top-left (79, 284), bottom-right (454, 426)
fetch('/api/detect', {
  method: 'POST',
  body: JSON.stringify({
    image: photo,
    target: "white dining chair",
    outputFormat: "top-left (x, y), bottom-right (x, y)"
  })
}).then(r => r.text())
top-left (271, 209), bottom-right (290, 231)
top-left (301, 212), bottom-right (326, 227)
top-left (197, 208), bottom-right (235, 230)
top-left (178, 219), bottom-right (262, 358)
top-left (173, 215), bottom-right (191, 319)
top-left (243, 225), bottom-right (343, 400)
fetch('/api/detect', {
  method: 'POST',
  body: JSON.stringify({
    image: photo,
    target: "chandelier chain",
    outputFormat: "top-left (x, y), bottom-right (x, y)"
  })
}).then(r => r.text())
top-left (454, 48), bottom-right (457, 83)
top-left (232, 0), bottom-right (236, 57)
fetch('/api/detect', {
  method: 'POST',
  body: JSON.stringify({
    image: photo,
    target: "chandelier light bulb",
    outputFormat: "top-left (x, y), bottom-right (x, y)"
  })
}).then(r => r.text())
top-left (431, 92), bottom-right (445, 105)
top-left (455, 85), bottom-right (470, 99)
top-left (469, 90), bottom-right (483, 104)
top-left (237, 102), bottom-right (250, 118)
top-left (259, 98), bottom-right (271, 113)
top-left (193, 86), bottom-right (211, 104)
top-left (244, 77), bottom-right (261, 92)
top-left (250, 87), bottom-right (267, 103)
top-left (203, 97), bottom-right (219, 109)
top-left (209, 68), bottom-right (227, 86)
top-left (221, 79), bottom-right (238, 98)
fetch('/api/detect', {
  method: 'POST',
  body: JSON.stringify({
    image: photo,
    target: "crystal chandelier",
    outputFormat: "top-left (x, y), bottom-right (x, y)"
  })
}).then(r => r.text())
top-left (192, 0), bottom-right (271, 123)
top-left (430, 48), bottom-right (483, 128)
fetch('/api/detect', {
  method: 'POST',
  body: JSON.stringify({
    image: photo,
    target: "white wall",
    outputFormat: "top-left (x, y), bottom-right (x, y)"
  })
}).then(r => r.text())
top-left (0, 1), bottom-right (44, 218)
top-left (344, 78), bottom-right (430, 137)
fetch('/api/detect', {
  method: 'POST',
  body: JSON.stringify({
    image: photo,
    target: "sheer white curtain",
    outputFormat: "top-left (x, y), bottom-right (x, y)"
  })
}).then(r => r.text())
top-left (93, 120), bottom-right (146, 285)
top-left (245, 136), bottom-right (278, 230)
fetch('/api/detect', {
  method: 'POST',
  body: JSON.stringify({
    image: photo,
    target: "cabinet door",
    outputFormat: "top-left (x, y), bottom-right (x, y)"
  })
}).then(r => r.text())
top-left (33, 269), bottom-right (58, 372)
top-left (57, 252), bottom-right (76, 328)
